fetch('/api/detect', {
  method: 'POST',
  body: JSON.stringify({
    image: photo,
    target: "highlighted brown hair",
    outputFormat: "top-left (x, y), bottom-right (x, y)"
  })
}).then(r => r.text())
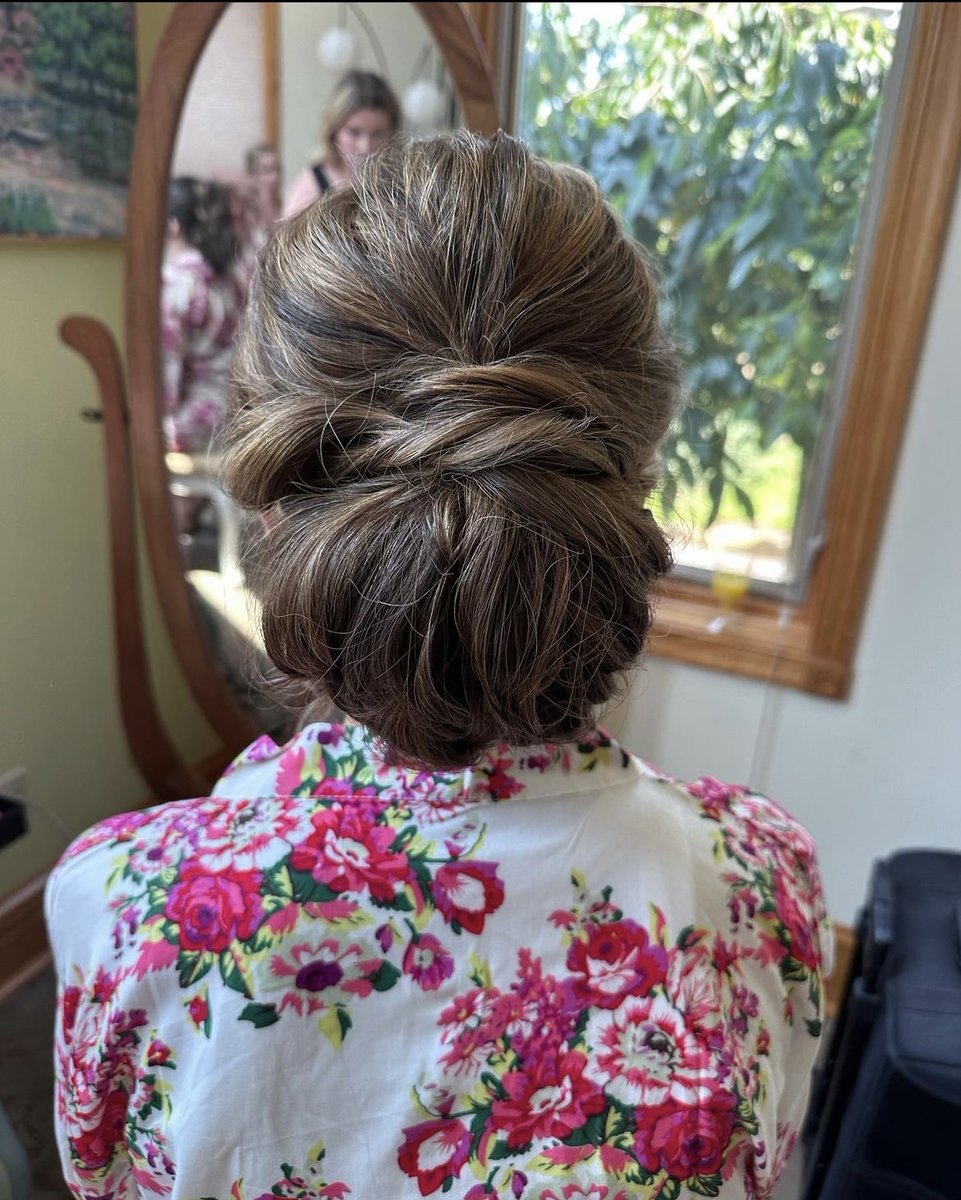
top-left (224, 132), bottom-right (681, 767)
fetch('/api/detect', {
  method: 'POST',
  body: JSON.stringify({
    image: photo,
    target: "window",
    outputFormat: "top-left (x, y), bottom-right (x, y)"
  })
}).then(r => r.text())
top-left (508, 2), bottom-right (961, 696)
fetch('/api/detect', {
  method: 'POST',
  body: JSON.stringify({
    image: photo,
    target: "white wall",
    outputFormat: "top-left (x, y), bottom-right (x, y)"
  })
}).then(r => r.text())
top-left (279, 2), bottom-right (456, 191)
top-left (611, 178), bottom-right (961, 921)
top-left (173, 2), bottom-right (266, 182)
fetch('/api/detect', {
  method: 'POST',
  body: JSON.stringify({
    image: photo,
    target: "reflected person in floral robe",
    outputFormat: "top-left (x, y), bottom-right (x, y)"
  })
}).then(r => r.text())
top-left (161, 177), bottom-right (246, 455)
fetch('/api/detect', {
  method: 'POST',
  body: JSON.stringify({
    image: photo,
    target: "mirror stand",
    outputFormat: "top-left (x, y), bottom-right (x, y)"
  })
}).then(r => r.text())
top-left (60, 315), bottom-right (236, 802)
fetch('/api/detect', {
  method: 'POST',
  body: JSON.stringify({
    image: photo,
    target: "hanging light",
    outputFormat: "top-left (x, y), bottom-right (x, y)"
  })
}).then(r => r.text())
top-left (316, 25), bottom-right (356, 68)
top-left (402, 78), bottom-right (443, 126)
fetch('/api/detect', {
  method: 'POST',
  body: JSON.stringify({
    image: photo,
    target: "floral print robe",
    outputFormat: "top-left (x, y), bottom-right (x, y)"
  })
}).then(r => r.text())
top-left (160, 247), bottom-right (246, 454)
top-left (46, 723), bottom-right (830, 1200)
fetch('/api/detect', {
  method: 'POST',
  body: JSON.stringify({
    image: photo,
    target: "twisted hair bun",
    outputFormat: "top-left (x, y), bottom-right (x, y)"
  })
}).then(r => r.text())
top-left (224, 132), bottom-right (681, 767)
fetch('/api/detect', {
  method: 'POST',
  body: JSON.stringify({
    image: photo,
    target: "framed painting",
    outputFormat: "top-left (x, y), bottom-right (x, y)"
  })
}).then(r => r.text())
top-left (0, 2), bottom-right (137, 239)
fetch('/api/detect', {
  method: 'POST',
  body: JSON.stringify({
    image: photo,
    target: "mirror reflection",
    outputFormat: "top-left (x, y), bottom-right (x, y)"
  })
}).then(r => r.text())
top-left (161, 2), bottom-right (460, 736)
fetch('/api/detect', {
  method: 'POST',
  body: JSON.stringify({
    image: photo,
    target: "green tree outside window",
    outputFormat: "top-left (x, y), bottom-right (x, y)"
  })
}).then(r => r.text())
top-left (517, 2), bottom-right (898, 585)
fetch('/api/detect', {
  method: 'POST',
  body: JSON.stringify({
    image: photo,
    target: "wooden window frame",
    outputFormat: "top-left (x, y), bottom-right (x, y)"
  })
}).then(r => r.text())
top-left (501, 2), bottom-right (961, 699)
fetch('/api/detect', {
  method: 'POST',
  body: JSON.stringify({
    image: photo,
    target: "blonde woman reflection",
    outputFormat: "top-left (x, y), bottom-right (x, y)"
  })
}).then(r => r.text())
top-left (235, 143), bottom-right (283, 285)
top-left (283, 69), bottom-right (400, 217)
top-left (48, 134), bottom-right (830, 1200)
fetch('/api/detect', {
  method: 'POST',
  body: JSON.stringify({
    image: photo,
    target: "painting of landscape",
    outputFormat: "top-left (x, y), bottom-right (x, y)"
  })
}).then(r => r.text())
top-left (0, 2), bottom-right (136, 238)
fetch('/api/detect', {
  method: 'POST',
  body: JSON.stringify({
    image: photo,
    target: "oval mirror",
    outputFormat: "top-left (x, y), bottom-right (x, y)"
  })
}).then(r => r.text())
top-left (125, 3), bottom-right (500, 754)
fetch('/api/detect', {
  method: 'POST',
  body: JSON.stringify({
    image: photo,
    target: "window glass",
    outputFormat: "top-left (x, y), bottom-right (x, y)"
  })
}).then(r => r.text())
top-left (516, 2), bottom-right (901, 591)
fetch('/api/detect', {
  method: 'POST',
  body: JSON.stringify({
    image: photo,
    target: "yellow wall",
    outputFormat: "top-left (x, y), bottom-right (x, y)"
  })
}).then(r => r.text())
top-left (0, 3), bottom-right (217, 897)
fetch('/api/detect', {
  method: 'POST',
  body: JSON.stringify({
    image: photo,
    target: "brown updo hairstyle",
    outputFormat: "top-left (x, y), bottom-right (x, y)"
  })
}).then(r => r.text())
top-left (322, 70), bottom-right (401, 162)
top-left (223, 132), bottom-right (681, 768)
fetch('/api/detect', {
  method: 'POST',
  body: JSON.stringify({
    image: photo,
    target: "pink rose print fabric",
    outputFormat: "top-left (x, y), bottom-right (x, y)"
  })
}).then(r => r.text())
top-left (160, 246), bottom-right (246, 453)
top-left (46, 723), bottom-right (830, 1200)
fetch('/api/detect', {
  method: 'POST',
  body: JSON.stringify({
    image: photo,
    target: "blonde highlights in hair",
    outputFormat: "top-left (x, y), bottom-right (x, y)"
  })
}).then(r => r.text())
top-left (224, 132), bottom-right (681, 767)
top-left (322, 70), bottom-right (400, 162)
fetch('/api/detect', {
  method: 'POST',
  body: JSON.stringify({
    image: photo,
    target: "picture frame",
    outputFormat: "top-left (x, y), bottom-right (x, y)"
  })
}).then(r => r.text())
top-left (0, 2), bottom-right (137, 240)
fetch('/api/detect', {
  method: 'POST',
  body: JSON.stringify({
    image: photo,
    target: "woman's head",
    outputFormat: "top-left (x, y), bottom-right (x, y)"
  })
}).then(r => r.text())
top-left (323, 70), bottom-right (400, 168)
top-left (167, 176), bottom-right (238, 275)
top-left (224, 132), bottom-right (681, 767)
top-left (245, 143), bottom-right (281, 190)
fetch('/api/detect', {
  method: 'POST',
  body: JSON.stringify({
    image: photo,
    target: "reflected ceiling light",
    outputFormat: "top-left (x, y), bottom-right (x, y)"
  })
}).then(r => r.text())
top-left (403, 78), bottom-right (443, 125)
top-left (316, 26), bottom-right (357, 68)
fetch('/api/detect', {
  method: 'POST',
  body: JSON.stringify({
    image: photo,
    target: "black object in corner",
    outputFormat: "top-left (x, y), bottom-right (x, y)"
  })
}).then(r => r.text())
top-left (802, 850), bottom-right (961, 1200)
top-left (0, 794), bottom-right (27, 849)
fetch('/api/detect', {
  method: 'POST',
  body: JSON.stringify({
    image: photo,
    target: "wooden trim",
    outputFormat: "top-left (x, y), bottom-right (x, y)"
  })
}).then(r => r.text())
top-left (413, 3), bottom-right (499, 134)
top-left (0, 235), bottom-right (123, 246)
top-left (825, 921), bottom-right (857, 1022)
top-left (124, 3), bottom-right (500, 768)
top-left (60, 316), bottom-right (212, 803)
top-left (650, 584), bottom-right (846, 699)
top-left (650, 4), bottom-right (961, 698)
top-left (463, 2), bottom-right (503, 74)
top-left (504, 3), bottom-right (525, 132)
top-left (804, 4), bottom-right (961, 679)
top-left (261, 1), bottom-right (279, 146)
top-left (0, 872), bottom-right (50, 1005)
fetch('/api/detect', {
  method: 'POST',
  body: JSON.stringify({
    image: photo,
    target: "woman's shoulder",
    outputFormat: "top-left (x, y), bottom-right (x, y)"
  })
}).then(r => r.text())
top-left (654, 769), bottom-right (831, 991)
top-left (282, 167), bottom-right (323, 220)
top-left (652, 770), bottom-right (820, 870)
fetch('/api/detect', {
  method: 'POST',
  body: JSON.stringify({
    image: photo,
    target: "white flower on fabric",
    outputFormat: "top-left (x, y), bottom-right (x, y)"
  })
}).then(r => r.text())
top-left (191, 797), bottom-right (315, 873)
top-left (586, 994), bottom-right (717, 1107)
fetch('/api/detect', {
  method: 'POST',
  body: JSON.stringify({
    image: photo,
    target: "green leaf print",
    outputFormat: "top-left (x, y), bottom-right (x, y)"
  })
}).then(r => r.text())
top-left (219, 949), bottom-right (253, 997)
top-left (288, 868), bottom-right (341, 905)
top-left (390, 825), bottom-right (420, 851)
top-left (409, 856), bottom-right (434, 897)
top-left (176, 949), bottom-right (213, 990)
top-left (481, 1071), bottom-right (508, 1100)
top-left (572, 1006), bottom-right (590, 1042)
top-left (737, 1092), bottom-right (760, 1135)
top-left (469, 954), bottom-right (492, 989)
top-left (261, 863), bottom-right (293, 899)
top-left (676, 923), bottom-right (706, 950)
top-left (688, 1172), bottom-right (724, 1196)
top-left (490, 1138), bottom-right (526, 1160)
top-left (468, 1103), bottom-right (493, 1152)
top-left (580, 1111), bottom-right (606, 1146)
top-left (370, 890), bottom-right (414, 912)
top-left (781, 955), bottom-right (808, 983)
top-left (369, 960), bottom-right (401, 992)
top-left (624, 1163), bottom-right (656, 1187)
top-left (239, 1003), bottom-right (281, 1029)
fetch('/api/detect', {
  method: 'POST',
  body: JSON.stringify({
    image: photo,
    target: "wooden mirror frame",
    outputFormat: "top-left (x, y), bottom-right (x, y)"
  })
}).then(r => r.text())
top-left (125, 2), bottom-right (500, 752)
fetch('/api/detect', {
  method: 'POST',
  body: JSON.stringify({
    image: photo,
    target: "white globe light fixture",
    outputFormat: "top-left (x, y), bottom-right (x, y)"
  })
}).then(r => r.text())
top-left (403, 78), bottom-right (443, 126)
top-left (316, 26), bottom-right (356, 69)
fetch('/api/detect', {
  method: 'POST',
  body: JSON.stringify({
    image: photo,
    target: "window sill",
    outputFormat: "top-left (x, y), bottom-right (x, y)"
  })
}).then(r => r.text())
top-left (638, 6), bottom-right (961, 704)
top-left (650, 578), bottom-right (849, 699)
